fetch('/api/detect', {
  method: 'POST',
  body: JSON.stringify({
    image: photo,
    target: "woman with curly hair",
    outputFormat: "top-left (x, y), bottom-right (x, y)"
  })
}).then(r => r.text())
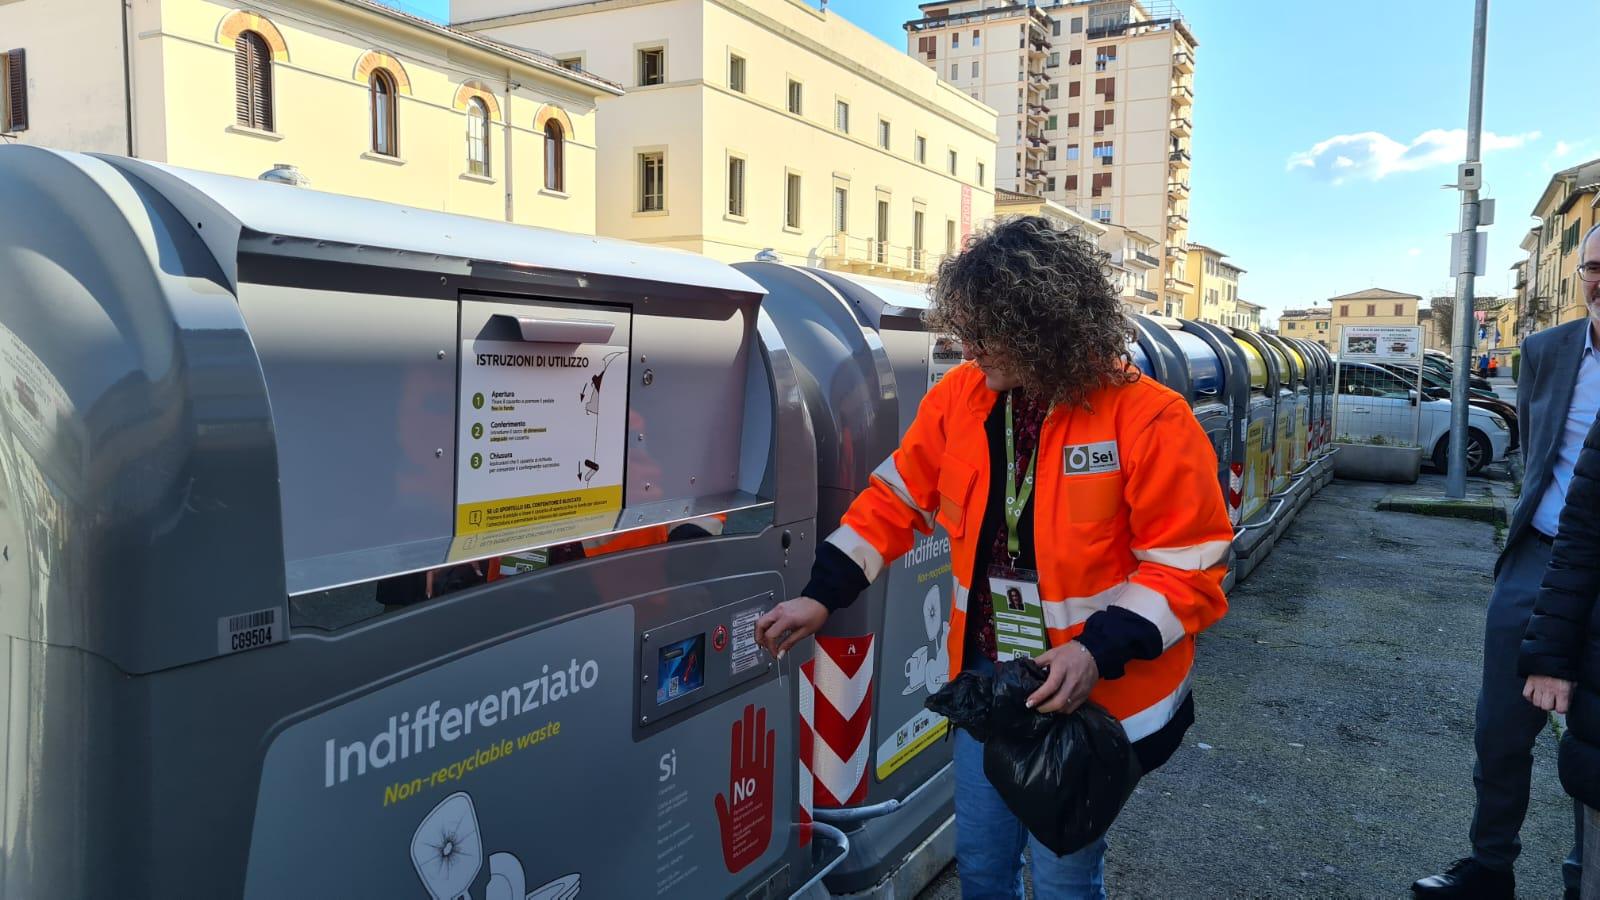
top-left (757, 216), bottom-right (1232, 897)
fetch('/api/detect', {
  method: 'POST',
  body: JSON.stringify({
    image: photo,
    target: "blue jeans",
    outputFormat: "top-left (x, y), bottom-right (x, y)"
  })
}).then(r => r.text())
top-left (952, 649), bottom-right (1110, 899)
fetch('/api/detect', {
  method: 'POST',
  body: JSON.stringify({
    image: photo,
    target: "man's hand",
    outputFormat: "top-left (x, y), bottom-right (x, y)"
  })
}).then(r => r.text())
top-left (754, 597), bottom-right (829, 660)
top-left (1524, 675), bottom-right (1574, 714)
top-left (1026, 642), bottom-right (1100, 714)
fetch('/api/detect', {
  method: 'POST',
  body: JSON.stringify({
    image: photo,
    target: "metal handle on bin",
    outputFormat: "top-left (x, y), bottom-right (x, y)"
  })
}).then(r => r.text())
top-left (789, 822), bottom-right (851, 899)
top-left (1235, 497), bottom-right (1287, 533)
top-left (813, 761), bottom-right (953, 824)
top-left (497, 314), bottom-right (615, 344)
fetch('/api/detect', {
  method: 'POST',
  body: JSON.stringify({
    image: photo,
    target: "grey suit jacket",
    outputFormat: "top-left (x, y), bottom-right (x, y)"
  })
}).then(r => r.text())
top-left (1499, 318), bottom-right (1594, 572)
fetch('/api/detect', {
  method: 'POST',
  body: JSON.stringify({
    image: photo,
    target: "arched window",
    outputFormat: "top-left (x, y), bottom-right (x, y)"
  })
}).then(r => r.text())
top-left (370, 69), bottom-right (398, 157)
top-left (544, 119), bottom-right (565, 192)
top-left (234, 31), bottom-right (273, 131)
top-left (466, 97), bottom-right (489, 176)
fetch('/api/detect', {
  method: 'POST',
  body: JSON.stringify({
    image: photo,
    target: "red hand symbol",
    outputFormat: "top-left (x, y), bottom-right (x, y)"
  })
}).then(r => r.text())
top-left (713, 704), bottom-right (775, 873)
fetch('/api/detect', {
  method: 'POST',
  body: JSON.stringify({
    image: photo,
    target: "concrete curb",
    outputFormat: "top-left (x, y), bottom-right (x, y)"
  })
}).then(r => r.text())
top-left (1375, 490), bottom-right (1509, 524)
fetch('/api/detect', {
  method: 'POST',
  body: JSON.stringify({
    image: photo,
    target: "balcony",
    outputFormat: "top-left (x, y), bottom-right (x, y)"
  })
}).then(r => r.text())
top-left (1128, 250), bottom-right (1159, 268)
top-left (1029, 34), bottom-right (1051, 51)
top-left (1165, 243), bottom-right (1187, 259)
top-left (1167, 180), bottom-right (1190, 197)
top-left (1171, 83), bottom-right (1194, 106)
top-left (1027, 104), bottom-right (1049, 119)
top-left (1136, 288), bottom-right (1159, 302)
top-left (1027, 134), bottom-right (1051, 148)
top-left (1167, 212), bottom-right (1189, 229)
top-left (1029, 71), bottom-right (1050, 85)
top-left (1173, 50), bottom-right (1194, 74)
top-left (1168, 148), bottom-right (1191, 165)
top-left (1170, 116), bottom-right (1192, 137)
top-left (822, 232), bottom-right (941, 283)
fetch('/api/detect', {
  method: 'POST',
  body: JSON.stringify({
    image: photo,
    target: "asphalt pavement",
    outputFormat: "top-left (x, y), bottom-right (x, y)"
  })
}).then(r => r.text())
top-left (917, 467), bottom-right (1573, 898)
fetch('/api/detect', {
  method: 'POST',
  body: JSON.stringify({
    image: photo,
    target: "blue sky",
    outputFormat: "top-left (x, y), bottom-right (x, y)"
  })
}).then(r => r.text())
top-left (413, 0), bottom-right (1592, 323)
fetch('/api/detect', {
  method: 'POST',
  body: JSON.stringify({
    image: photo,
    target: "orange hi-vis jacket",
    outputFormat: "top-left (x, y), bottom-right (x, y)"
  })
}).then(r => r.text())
top-left (826, 362), bottom-right (1231, 741)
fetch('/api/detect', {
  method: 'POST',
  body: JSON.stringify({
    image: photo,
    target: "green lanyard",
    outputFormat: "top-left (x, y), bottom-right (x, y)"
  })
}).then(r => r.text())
top-left (1003, 392), bottom-right (1038, 562)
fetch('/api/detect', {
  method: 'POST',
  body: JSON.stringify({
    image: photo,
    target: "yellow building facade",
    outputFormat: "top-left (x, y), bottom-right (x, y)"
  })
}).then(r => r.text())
top-left (1527, 159), bottom-right (1599, 330)
top-left (457, 0), bottom-right (997, 279)
top-left (0, 0), bottom-right (617, 233)
top-left (1278, 307), bottom-right (1331, 350)
top-left (1179, 242), bottom-right (1242, 327)
top-left (1329, 288), bottom-right (1420, 351)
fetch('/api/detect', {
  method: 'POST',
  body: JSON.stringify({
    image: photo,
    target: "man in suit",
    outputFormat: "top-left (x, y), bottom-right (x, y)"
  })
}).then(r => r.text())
top-left (1415, 222), bottom-right (1600, 898)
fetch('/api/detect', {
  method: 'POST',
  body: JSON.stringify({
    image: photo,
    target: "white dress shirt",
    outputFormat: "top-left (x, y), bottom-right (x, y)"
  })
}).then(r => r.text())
top-left (1532, 324), bottom-right (1600, 537)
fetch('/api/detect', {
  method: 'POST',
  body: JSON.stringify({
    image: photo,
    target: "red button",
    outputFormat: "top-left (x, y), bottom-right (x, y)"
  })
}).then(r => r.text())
top-left (712, 624), bottom-right (729, 652)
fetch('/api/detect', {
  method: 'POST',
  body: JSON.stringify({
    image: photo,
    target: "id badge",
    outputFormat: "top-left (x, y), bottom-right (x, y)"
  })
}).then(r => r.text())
top-left (988, 564), bottom-right (1049, 661)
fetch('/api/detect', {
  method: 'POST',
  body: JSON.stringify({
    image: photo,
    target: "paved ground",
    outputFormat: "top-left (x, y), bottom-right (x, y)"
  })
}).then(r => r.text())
top-left (918, 464), bottom-right (1575, 898)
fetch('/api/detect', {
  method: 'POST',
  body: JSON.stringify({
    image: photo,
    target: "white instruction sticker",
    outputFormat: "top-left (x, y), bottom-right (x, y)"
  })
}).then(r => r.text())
top-left (730, 607), bottom-right (763, 675)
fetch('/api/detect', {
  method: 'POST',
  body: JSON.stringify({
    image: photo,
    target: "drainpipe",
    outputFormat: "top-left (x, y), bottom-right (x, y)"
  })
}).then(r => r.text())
top-left (504, 74), bottom-right (516, 223)
top-left (121, 0), bottom-right (137, 156)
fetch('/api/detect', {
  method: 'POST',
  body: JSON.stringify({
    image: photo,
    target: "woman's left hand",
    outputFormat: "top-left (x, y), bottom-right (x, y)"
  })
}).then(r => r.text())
top-left (1026, 642), bottom-right (1100, 714)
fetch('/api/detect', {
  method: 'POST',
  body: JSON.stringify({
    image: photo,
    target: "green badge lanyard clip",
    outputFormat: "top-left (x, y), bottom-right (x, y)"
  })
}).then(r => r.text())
top-left (1003, 392), bottom-right (1039, 564)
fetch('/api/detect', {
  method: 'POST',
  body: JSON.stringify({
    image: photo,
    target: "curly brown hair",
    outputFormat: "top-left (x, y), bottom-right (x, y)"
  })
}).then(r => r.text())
top-left (924, 215), bottom-right (1137, 408)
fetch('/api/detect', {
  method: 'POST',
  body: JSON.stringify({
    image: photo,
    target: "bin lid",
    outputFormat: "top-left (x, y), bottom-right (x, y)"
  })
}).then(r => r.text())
top-left (807, 268), bottom-right (932, 329)
top-left (97, 155), bottom-right (764, 299)
top-left (1128, 340), bottom-right (1155, 377)
top-left (1234, 338), bottom-right (1268, 390)
top-left (1167, 329), bottom-right (1224, 399)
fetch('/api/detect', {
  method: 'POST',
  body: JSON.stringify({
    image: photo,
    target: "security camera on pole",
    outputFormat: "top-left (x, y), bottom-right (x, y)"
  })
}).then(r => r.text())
top-left (1445, 0), bottom-right (1490, 499)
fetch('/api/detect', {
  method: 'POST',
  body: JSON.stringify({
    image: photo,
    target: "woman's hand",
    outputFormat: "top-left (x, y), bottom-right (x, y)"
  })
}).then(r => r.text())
top-left (1523, 674), bottom-right (1574, 714)
top-left (1026, 642), bottom-right (1100, 714)
top-left (754, 597), bottom-right (830, 660)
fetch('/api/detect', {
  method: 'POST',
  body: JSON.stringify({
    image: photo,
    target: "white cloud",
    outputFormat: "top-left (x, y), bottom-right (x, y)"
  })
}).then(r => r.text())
top-left (1285, 128), bottom-right (1541, 184)
top-left (1555, 140), bottom-right (1573, 158)
top-left (1408, 248), bottom-right (1422, 257)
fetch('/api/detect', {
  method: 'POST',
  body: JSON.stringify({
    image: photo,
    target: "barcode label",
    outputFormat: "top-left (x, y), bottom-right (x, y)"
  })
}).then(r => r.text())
top-left (228, 610), bottom-right (274, 631)
top-left (218, 607), bottom-right (282, 656)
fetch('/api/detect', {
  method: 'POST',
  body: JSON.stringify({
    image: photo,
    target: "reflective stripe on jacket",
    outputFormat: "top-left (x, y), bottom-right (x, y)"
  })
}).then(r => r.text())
top-left (826, 362), bottom-right (1231, 740)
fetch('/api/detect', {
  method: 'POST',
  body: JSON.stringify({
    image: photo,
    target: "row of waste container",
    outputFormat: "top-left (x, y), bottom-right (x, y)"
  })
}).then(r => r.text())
top-left (0, 147), bottom-right (1331, 900)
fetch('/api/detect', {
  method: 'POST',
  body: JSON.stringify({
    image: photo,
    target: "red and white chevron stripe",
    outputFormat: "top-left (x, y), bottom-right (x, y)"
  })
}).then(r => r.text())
top-left (1227, 461), bottom-right (1243, 524)
top-left (797, 665), bottom-right (814, 847)
top-left (798, 634), bottom-right (875, 809)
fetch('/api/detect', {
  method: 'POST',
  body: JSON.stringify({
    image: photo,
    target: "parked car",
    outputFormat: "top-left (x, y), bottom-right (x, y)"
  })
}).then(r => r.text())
top-left (1336, 362), bottom-right (1511, 474)
top-left (1423, 349), bottom-right (1493, 392)
top-left (1375, 363), bottom-right (1519, 451)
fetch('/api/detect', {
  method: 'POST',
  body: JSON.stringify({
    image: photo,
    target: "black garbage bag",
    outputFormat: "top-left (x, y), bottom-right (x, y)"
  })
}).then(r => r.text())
top-left (925, 657), bottom-right (1140, 856)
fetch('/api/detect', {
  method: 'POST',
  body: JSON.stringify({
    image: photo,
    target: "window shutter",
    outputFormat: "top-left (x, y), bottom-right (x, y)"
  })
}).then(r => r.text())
top-left (1069, 49), bottom-right (1082, 65)
top-left (234, 35), bottom-right (272, 131)
top-left (234, 42), bottom-right (250, 125)
top-left (1069, 81), bottom-right (1081, 97)
top-left (5, 49), bottom-right (26, 132)
top-left (1065, 174), bottom-right (1077, 190)
top-left (1068, 112), bottom-right (1080, 127)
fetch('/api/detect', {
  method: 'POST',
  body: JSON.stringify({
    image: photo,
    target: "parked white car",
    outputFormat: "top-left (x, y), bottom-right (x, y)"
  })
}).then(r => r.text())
top-left (1336, 362), bottom-right (1510, 474)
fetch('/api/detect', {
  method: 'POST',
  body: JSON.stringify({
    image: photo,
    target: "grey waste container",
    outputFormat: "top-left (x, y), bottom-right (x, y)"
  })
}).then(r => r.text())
top-left (735, 262), bottom-right (956, 898)
top-left (0, 146), bottom-right (846, 900)
top-left (1181, 320), bottom-right (1252, 530)
top-left (1144, 317), bottom-right (1236, 523)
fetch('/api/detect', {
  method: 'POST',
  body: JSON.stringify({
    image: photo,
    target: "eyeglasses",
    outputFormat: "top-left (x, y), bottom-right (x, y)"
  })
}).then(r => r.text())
top-left (1578, 262), bottom-right (1600, 284)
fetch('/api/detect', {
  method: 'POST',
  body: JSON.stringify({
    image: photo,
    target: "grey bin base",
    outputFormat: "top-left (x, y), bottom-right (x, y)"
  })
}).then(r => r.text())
top-left (826, 814), bottom-right (956, 900)
top-left (1231, 514), bottom-right (1278, 583)
top-left (820, 765), bottom-right (955, 897)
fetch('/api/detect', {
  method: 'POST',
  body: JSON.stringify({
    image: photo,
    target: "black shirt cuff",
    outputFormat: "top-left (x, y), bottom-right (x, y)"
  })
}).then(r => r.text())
top-left (802, 541), bottom-right (870, 612)
top-left (1076, 606), bottom-right (1164, 680)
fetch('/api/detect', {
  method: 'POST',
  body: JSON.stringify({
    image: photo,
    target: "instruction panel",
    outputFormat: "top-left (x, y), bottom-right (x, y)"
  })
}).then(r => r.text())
top-left (456, 338), bottom-right (629, 535)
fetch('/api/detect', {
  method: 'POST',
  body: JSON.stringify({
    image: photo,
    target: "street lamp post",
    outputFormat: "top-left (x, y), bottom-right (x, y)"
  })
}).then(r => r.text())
top-left (1446, 0), bottom-right (1489, 498)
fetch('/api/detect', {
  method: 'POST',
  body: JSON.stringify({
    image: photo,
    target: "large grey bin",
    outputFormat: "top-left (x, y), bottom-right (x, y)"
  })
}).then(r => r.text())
top-left (735, 263), bottom-right (957, 898)
top-left (0, 146), bottom-right (843, 899)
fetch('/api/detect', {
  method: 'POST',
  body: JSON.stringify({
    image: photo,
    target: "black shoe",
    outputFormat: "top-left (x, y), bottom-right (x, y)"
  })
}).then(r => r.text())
top-left (1411, 858), bottom-right (1515, 898)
